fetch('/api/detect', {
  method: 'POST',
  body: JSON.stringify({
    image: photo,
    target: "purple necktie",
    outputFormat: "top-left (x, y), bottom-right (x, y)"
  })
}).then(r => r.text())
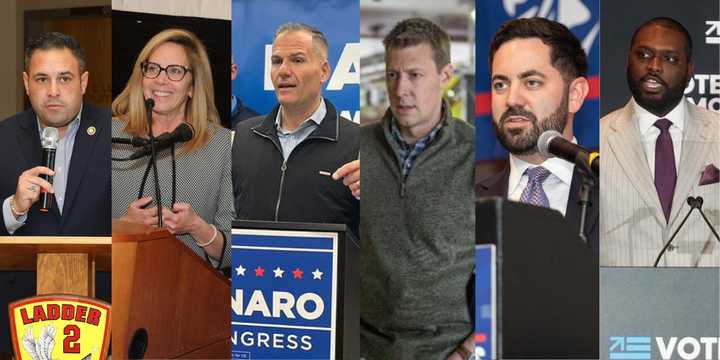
top-left (520, 166), bottom-right (551, 208)
top-left (654, 118), bottom-right (677, 222)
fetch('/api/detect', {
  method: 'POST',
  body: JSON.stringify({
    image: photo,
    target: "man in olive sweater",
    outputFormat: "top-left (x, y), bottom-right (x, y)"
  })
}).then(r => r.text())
top-left (360, 18), bottom-right (476, 359)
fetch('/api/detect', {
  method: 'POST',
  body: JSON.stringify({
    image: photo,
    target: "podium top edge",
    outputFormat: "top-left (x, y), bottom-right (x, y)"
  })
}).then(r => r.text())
top-left (0, 236), bottom-right (111, 245)
top-left (232, 220), bottom-right (347, 233)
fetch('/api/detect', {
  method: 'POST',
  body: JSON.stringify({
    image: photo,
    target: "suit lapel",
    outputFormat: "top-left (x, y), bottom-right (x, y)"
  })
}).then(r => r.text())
top-left (476, 165), bottom-right (509, 197)
top-left (668, 102), bottom-right (711, 227)
top-left (17, 111), bottom-right (42, 170)
top-left (607, 102), bottom-right (666, 224)
top-left (61, 106), bottom-right (100, 227)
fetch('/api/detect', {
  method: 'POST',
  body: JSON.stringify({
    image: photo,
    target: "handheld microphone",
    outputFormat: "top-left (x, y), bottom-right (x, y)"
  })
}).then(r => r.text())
top-left (127, 123), bottom-right (195, 160)
top-left (538, 130), bottom-right (599, 176)
top-left (693, 196), bottom-right (720, 242)
top-left (40, 127), bottom-right (59, 212)
top-left (653, 197), bottom-right (702, 267)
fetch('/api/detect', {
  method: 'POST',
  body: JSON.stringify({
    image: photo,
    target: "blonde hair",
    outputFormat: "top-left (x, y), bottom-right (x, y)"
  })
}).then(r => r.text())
top-left (112, 28), bottom-right (220, 153)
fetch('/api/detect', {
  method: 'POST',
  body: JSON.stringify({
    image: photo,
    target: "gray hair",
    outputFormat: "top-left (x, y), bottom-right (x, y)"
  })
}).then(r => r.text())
top-left (274, 22), bottom-right (329, 59)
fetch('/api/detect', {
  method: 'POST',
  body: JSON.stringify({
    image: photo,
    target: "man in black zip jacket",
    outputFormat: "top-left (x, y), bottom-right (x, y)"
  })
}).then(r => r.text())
top-left (232, 22), bottom-right (359, 240)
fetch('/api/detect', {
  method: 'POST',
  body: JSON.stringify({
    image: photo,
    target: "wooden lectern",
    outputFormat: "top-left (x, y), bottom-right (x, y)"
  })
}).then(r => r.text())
top-left (112, 219), bottom-right (231, 359)
top-left (0, 235), bottom-right (110, 296)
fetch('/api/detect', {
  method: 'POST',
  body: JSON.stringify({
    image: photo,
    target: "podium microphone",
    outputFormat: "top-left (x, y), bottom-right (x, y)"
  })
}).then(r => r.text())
top-left (145, 98), bottom-right (163, 227)
top-left (654, 197), bottom-right (702, 267)
top-left (538, 130), bottom-right (599, 176)
top-left (40, 127), bottom-right (59, 212)
top-left (693, 196), bottom-right (720, 242)
top-left (126, 123), bottom-right (194, 160)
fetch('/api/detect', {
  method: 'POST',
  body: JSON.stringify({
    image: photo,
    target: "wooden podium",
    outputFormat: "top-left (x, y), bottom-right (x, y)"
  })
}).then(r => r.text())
top-left (112, 219), bottom-right (231, 359)
top-left (0, 235), bottom-right (110, 296)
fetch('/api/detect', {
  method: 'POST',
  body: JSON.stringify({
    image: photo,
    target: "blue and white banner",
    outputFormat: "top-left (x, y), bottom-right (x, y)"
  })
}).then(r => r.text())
top-left (231, 229), bottom-right (339, 359)
top-left (475, 244), bottom-right (496, 360)
top-left (232, 0), bottom-right (360, 122)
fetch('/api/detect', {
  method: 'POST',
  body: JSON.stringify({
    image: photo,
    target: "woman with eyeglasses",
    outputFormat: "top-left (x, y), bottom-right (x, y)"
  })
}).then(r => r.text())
top-left (111, 28), bottom-right (232, 270)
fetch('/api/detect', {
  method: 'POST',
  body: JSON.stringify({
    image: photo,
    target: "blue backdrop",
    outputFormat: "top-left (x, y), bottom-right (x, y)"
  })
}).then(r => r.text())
top-left (475, 0), bottom-right (600, 161)
top-left (232, 0), bottom-right (360, 122)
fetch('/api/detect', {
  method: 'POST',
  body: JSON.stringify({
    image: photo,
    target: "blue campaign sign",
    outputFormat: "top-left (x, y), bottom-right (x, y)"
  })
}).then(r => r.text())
top-left (232, 0), bottom-right (360, 123)
top-left (475, 244), bottom-right (496, 360)
top-left (231, 229), bottom-right (339, 359)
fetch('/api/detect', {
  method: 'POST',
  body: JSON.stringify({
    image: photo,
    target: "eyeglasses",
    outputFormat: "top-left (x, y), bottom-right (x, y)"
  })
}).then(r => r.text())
top-left (141, 61), bottom-right (192, 81)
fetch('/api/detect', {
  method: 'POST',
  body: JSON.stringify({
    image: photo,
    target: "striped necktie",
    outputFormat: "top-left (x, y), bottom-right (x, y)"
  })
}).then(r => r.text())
top-left (519, 166), bottom-right (552, 208)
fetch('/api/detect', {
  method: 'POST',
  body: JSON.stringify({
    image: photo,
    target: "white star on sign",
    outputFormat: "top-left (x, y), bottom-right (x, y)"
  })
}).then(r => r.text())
top-left (312, 268), bottom-right (323, 280)
top-left (273, 267), bottom-right (285, 278)
top-left (235, 264), bottom-right (246, 276)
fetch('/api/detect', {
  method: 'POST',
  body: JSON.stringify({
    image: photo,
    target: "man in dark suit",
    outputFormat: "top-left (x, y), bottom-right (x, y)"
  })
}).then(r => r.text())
top-left (475, 17), bottom-right (598, 248)
top-left (0, 32), bottom-right (110, 236)
top-left (0, 32), bottom-right (110, 355)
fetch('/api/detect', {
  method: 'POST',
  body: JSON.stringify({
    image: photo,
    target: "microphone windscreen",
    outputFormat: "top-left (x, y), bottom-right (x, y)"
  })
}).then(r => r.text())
top-left (537, 130), bottom-right (562, 158)
top-left (144, 98), bottom-right (155, 110)
top-left (177, 122), bottom-right (195, 142)
top-left (41, 127), bottom-right (59, 149)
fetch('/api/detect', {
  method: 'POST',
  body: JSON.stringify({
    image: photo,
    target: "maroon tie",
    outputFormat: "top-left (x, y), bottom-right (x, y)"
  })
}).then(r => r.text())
top-left (654, 118), bottom-right (676, 222)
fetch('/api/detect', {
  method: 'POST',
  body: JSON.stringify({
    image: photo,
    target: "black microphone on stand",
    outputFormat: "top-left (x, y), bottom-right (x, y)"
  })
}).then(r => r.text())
top-left (537, 130), bottom-right (598, 243)
top-left (125, 123), bottom-right (194, 160)
top-left (40, 127), bottom-right (59, 213)
top-left (538, 130), bottom-right (599, 176)
top-left (145, 98), bottom-right (163, 227)
top-left (654, 197), bottom-right (702, 267)
top-left (693, 196), bottom-right (720, 242)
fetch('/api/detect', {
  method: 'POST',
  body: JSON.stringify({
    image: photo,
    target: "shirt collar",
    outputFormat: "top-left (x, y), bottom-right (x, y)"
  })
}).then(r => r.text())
top-left (36, 103), bottom-right (83, 139)
top-left (275, 98), bottom-right (326, 134)
top-left (632, 97), bottom-right (686, 136)
top-left (508, 138), bottom-right (576, 193)
top-left (388, 100), bottom-right (449, 148)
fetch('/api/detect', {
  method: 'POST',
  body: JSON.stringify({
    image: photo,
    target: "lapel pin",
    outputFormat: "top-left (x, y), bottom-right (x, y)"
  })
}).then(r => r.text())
top-left (87, 126), bottom-right (96, 136)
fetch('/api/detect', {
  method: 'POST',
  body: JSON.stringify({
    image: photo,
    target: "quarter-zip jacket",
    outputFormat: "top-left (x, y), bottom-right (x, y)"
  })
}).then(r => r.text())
top-left (232, 99), bottom-right (360, 239)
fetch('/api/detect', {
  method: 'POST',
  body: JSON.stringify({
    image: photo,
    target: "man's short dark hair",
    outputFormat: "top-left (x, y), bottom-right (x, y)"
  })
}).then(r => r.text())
top-left (275, 22), bottom-right (329, 60)
top-left (24, 32), bottom-right (86, 73)
top-left (383, 17), bottom-right (451, 72)
top-left (630, 17), bottom-right (693, 63)
top-left (489, 17), bottom-right (587, 82)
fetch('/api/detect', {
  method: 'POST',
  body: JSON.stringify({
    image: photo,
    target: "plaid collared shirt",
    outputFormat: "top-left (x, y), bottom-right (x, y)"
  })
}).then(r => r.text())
top-left (389, 117), bottom-right (444, 179)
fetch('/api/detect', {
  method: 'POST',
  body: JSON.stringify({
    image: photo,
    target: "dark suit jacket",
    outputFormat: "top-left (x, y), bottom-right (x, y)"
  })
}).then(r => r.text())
top-left (475, 163), bottom-right (599, 253)
top-left (0, 103), bottom-right (111, 236)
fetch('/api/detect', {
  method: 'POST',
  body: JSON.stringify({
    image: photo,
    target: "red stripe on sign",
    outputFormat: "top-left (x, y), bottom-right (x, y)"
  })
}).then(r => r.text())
top-left (587, 75), bottom-right (600, 100)
top-left (475, 75), bottom-right (600, 117)
top-left (475, 333), bottom-right (487, 343)
top-left (476, 92), bottom-right (492, 117)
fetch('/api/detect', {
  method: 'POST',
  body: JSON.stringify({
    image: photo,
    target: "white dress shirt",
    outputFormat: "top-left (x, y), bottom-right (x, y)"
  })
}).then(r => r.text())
top-left (508, 145), bottom-right (576, 216)
top-left (632, 97), bottom-right (685, 178)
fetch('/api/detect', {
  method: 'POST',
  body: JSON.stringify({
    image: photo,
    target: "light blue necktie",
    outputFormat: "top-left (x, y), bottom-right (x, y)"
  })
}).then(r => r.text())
top-left (519, 166), bottom-right (551, 208)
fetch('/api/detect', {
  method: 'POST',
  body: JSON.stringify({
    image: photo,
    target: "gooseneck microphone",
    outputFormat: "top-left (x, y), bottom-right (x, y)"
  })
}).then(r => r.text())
top-left (653, 197), bottom-right (702, 267)
top-left (126, 123), bottom-right (194, 160)
top-left (145, 98), bottom-right (163, 227)
top-left (694, 196), bottom-right (720, 242)
top-left (538, 130), bottom-right (599, 176)
top-left (40, 127), bottom-right (59, 213)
